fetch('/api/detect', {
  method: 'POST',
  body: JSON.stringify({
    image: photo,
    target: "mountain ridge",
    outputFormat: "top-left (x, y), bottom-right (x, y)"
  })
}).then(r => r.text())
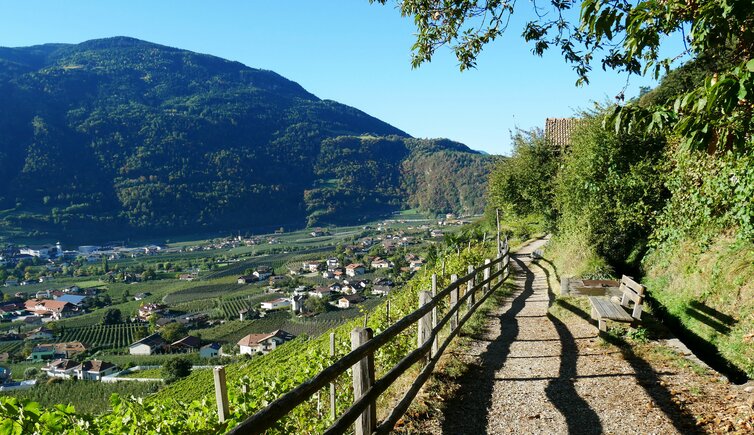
top-left (0, 37), bottom-right (490, 242)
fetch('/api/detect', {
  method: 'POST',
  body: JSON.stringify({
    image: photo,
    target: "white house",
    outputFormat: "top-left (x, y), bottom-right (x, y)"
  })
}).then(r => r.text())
top-left (338, 294), bottom-right (365, 309)
top-left (372, 285), bottom-right (392, 297)
top-left (302, 261), bottom-right (320, 273)
top-left (308, 288), bottom-right (331, 299)
top-left (370, 258), bottom-right (392, 269)
top-left (326, 257), bottom-right (340, 269)
top-left (75, 360), bottom-right (118, 380)
top-left (20, 245), bottom-right (51, 259)
top-left (254, 266), bottom-right (273, 280)
top-left (260, 298), bottom-right (291, 311)
top-left (238, 330), bottom-right (295, 355)
top-left (42, 359), bottom-right (79, 378)
top-left (129, 333), bottom-right (167, 356)
top-left (345, 264), bottom-right (366, 277)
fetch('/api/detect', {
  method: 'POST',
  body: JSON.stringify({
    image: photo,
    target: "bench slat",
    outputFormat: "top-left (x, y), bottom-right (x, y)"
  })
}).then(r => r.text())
top-left (588, 297), bottom-right (634, 322)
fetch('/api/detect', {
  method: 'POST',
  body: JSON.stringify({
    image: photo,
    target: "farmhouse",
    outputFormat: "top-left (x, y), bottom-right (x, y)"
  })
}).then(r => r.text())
top-left (42, 359), bottom-right (79, 378)
top-left (302, 261), bottom-right (320, 272)
top-left (308, 287), bottom-right (331, 299)
top-left (75, 360), bottom-right (119, 380)
top-left (237, 275), bottom-right (256, 284)
top-left (254, 266), bottom-right (273, 280)
top-left (260, 298), bottom-right (290, 311)
top-left (291, 294), bottom-right (306, 313)
top-left (55, 294), bottom-right (87, 307)
top-left (345, 263), bottom-right (365, 277)
top-left (200, 342), bottom-right (221, 358)
top-left (138, 303), bottom-right (167, 320)
top-left (372, 285), bottom-right (392, 297)
top-left (326, 257), bottom-right (340, 269)
top-left (370, 258), bottom-right (391, 269)
top-left (25, 327), bottom-right (54, 341)
top-left (40, 341), bottom-right (87, 359)
top-left (29, 345), bottom-right (56, 361)
top-left (409, 259), bottom-right (424, 271)
top-left (129, 333), bottom-right (168, 356)
top-left (237, 330), bottom-right (295, 356)
top-left (171, 335), bottom-right (202, 353)
top-left (338, 294), bottom-right (365, 309)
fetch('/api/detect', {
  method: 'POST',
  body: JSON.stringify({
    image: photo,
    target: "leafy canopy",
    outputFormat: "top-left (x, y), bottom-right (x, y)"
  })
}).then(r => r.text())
top-left (372, 0), bottom-right (753, 151)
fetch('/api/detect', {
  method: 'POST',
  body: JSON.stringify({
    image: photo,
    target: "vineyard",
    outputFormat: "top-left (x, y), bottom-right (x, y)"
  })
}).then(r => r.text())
top-left (0, 379), bottom-right (161, 415)
top-left (163, 281), bottom-right (252, 305)
top-left (0, 340), bottom-right (22, 355)
top-left (192, 297), bottom-right (386, 345)
top-left (0, 243), bottom-right (493, 434)
top-left (56, 323), bottom-right (146, 349)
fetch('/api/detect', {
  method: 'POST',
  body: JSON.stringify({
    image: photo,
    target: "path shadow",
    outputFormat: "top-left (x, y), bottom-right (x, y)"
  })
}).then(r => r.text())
top-left (554, 298), bottom-right (703, 434)
top-left (531, 261), bottom-right (602, 435)
top-left (438, 257), bottom-right (534, 435)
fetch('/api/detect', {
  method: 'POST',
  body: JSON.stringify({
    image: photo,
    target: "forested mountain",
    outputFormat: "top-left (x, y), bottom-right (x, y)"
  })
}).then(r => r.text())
top-left (0, 37), bottom-right (490, 241)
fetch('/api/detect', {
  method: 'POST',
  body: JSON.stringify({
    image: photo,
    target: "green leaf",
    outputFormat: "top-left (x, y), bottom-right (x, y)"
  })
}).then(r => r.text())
top-left (747, 59), bottom-right (754, 72)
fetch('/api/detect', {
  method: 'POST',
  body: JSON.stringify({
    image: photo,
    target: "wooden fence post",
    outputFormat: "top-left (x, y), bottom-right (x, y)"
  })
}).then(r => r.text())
top-left (418, 291), bottom-right (432, 365)
top-left (496, 208), bottom-right (501, 257)
top-left (351, 327), bottom-right (375, 435)
top-left (330, 332), bottom-right (336, 421)
top-left (484, 259), bottom-right (491, 292)
top-left (449, 274), bottom-right (459, 331)
top-left (214, 366), bottom-right (229, 423)
top-left (467, 265), bottom-right (476, 308)
top-left (431, 274), bottom-right (438, 358)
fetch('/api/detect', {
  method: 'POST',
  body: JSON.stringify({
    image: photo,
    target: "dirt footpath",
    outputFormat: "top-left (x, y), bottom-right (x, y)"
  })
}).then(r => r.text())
top-left (401, 239), bottom-right (753, 434)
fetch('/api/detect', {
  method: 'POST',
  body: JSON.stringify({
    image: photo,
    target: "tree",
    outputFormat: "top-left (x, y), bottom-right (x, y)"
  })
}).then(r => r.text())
top-left (162, 357), bottom-right (192, 383)
top-left (23, 367), bottom-right (39, 380)
top-left (372, 0), bottom-right (754, 152)
top-left (304, 296), bottom-right (328, 314)
top-left (160, 322), bottom-right (186, 343)
top-left (487, 128), bottom-right (558, 223)
top-left (101, 308), bottom-right (122, 325)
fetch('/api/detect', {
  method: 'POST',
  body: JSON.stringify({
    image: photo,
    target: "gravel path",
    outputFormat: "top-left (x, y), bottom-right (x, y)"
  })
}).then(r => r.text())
top-left (428, 238), bottom-right (702, 435)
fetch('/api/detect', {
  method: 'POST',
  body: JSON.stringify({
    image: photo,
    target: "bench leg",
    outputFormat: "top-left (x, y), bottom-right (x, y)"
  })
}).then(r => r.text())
top-left (598, 319), bottom-right (607, 332)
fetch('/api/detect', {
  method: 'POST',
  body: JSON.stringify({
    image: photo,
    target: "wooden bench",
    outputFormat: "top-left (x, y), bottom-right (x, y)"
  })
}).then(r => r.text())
top-left (588, 275), bottom-right (646, 332)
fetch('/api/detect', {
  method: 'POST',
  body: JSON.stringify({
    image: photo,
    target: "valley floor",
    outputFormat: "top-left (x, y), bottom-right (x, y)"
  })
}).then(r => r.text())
top-left (399, 239), bottom-right (754, 434)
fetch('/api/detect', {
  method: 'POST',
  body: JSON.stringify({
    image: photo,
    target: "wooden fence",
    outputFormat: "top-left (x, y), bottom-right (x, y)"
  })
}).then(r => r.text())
top-left (221, 242), bottom-right (511, 434)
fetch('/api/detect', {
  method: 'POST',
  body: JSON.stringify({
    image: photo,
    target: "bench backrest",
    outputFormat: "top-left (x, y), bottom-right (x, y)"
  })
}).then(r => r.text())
top-left (619, 275), bottom-right (646, 320)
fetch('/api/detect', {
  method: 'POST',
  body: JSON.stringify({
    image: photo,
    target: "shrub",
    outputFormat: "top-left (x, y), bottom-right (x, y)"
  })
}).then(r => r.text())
top-left (162, 357), bottom-right (192, 384)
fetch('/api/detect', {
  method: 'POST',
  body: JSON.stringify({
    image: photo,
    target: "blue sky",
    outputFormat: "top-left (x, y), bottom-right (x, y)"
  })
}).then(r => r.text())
top-left (0, 1), bottom-right (682, 155)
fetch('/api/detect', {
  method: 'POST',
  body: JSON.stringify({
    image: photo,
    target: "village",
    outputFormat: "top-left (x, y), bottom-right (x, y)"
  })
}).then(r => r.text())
top-left (0, 213), bottom-right (471, 390)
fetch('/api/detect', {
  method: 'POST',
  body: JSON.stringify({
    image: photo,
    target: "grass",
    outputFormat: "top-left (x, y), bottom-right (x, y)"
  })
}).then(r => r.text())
top-left (643, 235), bottom-right (754, 379)
top-left (120, 367), bottom-right (164, 379)
top-left (544, 232), bottom-right (614, 279)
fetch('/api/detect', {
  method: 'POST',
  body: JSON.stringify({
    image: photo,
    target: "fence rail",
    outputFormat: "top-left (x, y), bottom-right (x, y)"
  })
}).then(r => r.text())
top-left (225, 242), bottom-right (511, 435)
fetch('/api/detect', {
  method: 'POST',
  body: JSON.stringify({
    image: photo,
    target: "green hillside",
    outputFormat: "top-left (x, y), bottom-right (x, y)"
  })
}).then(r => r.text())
top-left (0, 37), bottom-right (491, 242)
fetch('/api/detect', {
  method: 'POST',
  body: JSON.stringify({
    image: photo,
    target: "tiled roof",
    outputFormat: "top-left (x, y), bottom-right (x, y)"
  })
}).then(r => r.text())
top-left (545, 118), bottom-right (581, 148)
top-left (171, 335), bottom-right (201, 348)
top-left (238, 330), bottom-right (295, 346)
top-left (78, 359), bottom-right (116, 373)
top-left (130, 333), bottom-right (166, 348)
